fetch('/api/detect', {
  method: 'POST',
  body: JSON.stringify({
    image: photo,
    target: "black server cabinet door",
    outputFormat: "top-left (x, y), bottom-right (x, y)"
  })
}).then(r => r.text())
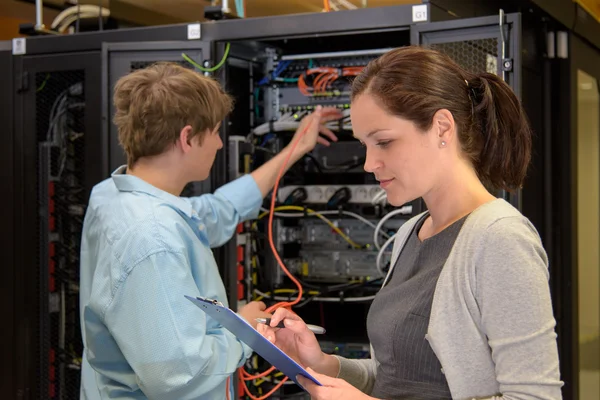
top-left (0, 44), bottom-right (15, 400)
top-left (411, 12), bottom-right (522, 209)
top-left (13, 52), bottom-right (103, 400)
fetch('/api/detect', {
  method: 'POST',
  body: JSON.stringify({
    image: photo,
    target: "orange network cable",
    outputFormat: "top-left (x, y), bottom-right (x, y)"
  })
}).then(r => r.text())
top-left (324, 0), bottom-right (331, 12)
top-left (238, 108), bottom-right (344, 399)
top-left (240, 110), bottom-right (336, 399)
top-left (298, 66), bottom-right (365, 96)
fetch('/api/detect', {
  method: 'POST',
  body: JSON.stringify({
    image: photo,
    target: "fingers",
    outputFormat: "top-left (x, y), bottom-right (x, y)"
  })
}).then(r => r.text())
top-left (252, 301), bottom-right (267, 311)
top-left (320, 109), bottom-right (344, 122)
top-left (308, 106), bottom-right (324, 133)
top-left (318, 124), bottom-right (338, 143)
top-left (305, 367), bottom-right (338, 386)
top-left (317, 137), bottom-right (331, 146)
top-left (270, 307), bottom-right (303, 327)
top-left (269, 308), bottom-right (315, 342)
top-left (256, 321), bottom-right (278, 343)
top-left (296, 374), bottom-right (319, 396)
top-left (256, 310), bottom-right (272, 319)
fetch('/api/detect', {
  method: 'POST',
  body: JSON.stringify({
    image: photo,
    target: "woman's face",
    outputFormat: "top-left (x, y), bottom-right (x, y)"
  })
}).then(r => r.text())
top-left (351, 93), bottom-right (448, 207)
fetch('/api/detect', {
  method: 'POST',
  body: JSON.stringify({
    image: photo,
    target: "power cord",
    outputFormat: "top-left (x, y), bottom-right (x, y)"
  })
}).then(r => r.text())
top-left (182, 43), bottom-right (231, 72)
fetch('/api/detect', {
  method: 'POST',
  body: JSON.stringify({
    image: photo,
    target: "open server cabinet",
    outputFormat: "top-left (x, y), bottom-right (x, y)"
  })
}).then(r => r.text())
top-left (101, 5), bottom-right (527, 399)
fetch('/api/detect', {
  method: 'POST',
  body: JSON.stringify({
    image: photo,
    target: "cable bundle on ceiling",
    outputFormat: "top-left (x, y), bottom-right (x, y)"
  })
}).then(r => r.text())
top-left (51, 5), bottom-right (110, 33)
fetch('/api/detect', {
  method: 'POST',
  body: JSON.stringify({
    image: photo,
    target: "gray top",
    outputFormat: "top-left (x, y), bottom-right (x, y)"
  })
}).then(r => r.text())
top-left (333, 199), bottom-right (563, 400)
top-left (368, 213), bottom-right (466, 399)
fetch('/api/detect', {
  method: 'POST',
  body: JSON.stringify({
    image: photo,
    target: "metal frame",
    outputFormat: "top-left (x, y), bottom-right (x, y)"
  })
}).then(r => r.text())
top-left (0, 41), bottom-right (15, 399)
top-left (14, 23), bottom-right (191, 55)
top-left (201, 4), bottom-right (429, 42)
top-left (101, 41), bottom-right (211, 172)
top-left (12, 51), bottom-right (104, 400)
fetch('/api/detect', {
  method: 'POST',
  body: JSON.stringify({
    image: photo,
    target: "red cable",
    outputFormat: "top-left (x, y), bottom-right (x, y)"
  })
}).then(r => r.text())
top-left (239, 109), bottom-right (336, 399)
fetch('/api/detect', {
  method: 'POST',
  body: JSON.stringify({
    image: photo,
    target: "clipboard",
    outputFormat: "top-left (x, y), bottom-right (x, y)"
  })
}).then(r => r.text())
top-left (184, 295), bottom-right (322, 388)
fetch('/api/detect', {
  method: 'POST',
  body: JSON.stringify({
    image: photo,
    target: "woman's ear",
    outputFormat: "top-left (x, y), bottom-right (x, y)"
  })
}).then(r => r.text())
top-left (432, 109), bottom-right (455, 147)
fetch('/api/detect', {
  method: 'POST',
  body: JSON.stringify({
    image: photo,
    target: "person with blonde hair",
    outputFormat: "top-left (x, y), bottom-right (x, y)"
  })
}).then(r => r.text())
top-left (79, 62), bottom-right (341, 399)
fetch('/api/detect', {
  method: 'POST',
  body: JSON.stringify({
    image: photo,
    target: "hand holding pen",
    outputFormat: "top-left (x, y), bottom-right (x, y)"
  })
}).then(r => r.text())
top-left (256, 318), bottom-right (326, 334)
top-left (256, 308), bottom-right (330, 370)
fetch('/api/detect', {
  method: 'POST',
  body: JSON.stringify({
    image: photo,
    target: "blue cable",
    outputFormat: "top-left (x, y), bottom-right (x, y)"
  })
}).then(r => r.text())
top-left (260, 134), bottom-right (275, 147)
top-left (235, 0), bottom-right (244, 18)
top-left (258, 60), bottom-right (294, 86)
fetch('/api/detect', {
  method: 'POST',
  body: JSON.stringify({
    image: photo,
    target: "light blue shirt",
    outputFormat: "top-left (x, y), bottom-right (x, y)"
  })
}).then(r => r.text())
top-left (79, 166), bottom-right (262, 399)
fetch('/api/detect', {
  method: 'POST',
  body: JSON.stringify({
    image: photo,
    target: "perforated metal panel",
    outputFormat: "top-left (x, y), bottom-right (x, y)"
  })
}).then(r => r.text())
top-left (431, 38), bottom-right (499, 75)
top-left (36, 70), bottom-right (85, 400)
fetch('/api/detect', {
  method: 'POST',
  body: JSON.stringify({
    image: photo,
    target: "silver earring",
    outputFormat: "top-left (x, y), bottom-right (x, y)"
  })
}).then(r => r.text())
top-left (441, 141), bottom-right (446, 147)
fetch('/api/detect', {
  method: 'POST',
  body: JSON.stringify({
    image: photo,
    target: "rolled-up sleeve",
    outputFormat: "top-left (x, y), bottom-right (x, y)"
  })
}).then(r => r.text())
top-left (103, 250), bottom-right (248, 399)
top-left (188, 175), bottom-right (262, 248)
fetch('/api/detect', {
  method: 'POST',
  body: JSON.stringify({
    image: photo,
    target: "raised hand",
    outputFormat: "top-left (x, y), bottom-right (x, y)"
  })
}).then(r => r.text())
top-left (288, 106), bottom-right (342, 158)
top-left (238, 301), bottom-right (271, 329)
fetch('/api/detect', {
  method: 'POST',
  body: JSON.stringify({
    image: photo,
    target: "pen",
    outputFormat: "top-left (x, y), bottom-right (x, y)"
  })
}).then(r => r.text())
top-left (256, 318), bottom-right (326, 334)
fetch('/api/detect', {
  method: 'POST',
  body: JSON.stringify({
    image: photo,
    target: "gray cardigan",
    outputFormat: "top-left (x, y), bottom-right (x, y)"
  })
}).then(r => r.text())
top-left (334, 199), bottom-right (563, 400)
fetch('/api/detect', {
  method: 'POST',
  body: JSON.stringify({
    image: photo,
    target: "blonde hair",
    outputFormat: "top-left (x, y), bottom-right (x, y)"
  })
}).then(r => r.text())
top-left (113, 62), bottom-right (233, 167)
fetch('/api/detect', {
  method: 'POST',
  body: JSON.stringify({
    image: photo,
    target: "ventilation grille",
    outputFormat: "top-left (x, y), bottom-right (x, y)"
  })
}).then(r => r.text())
top-left (36, 70), bottom-right (86, 400)
top-left (431, 38), bottom-right (499, 75)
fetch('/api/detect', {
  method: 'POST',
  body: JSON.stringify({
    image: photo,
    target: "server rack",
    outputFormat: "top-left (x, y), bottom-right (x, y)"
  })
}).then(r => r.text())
top-left (10, 24), bottom-right (193, 400)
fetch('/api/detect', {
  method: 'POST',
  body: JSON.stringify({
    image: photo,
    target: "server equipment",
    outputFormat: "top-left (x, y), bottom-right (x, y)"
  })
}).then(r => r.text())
top-left (8, 1), bottom-right (599, 398)
top-left (101, 6), bottom-right (523, 398)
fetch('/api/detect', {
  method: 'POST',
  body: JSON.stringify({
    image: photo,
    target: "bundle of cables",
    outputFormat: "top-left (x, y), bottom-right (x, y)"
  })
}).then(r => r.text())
top-left (239, 108), bottom-right (412, 398)
top-left (298, 66), bottom-right (364, 96)
top-left (50, 5), bottom-right (110, 33)
top-left (46, 82), bottom-right (85, 179)
top-left (258, 60), bottom-right (299, 86)
top-left (251, 109), bottom-right (352, 136)
top-left (239, 108), bottom-right (351, 399)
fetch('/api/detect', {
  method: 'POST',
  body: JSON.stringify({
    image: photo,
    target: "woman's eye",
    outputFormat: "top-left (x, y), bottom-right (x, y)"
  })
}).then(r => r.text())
top-left (377, 141), bottom-right (391, 148)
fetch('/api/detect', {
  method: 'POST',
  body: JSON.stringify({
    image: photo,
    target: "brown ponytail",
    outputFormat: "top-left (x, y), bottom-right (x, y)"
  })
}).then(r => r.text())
top-left (351, 46), bottom-right (532, 191)
top-left (468, 73), bottom-right (531, 190)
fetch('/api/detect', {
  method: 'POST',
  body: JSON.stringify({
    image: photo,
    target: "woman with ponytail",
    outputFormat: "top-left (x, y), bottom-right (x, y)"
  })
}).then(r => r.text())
top-left (258, 46), bottom-right (563, 400)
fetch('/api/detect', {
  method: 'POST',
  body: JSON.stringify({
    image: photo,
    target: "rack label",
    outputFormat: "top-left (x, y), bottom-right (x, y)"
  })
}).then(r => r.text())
top-left (187, 23), bottom-right (201, 40)
top-left (12, 38), bottom-right (26, 55)
top-left (412, 4), bottom-right (428, 23)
